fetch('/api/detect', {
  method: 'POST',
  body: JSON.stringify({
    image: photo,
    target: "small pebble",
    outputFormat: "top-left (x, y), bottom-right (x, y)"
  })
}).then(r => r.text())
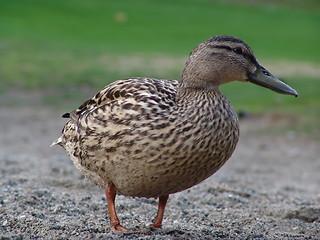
top-left (2, 219), bottom-right (8, 226)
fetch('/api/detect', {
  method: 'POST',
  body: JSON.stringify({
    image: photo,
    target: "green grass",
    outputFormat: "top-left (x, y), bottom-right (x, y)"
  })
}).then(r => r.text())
top-left (0, 0), bottom-right (319, 137)
top-left (1, 0), bottom-right (319, 58)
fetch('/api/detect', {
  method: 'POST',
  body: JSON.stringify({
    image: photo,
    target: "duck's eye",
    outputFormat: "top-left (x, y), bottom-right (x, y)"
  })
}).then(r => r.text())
top-left (233, 47), bottom-right (243, 54)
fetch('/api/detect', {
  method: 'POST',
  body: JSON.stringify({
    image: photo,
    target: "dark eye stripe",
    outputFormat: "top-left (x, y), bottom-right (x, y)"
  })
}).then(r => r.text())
top-left (211, 45), bottom-right (258, 65)
top-left (212, 45), bottom-right (233, 51)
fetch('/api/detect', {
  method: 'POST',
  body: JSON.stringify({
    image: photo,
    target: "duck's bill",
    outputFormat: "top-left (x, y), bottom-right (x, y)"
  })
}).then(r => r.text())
top-left (248, 66), bottom-right (298, 97)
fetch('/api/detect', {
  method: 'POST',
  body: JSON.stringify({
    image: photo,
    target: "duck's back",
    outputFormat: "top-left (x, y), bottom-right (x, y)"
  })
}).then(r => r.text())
top-left (56, 77), bottom-right (239, 198)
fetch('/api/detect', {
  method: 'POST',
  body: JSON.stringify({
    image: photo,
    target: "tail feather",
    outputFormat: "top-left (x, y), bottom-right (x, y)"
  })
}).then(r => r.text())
top-left (50, 136), bottom-right (63, 147)
top-left (62, 112), bottom-right (70, 118)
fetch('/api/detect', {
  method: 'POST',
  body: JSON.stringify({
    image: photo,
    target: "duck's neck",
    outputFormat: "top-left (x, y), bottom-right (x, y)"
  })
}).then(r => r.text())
top-left (175, 80), bottom-right (238, 127)
top-left (176, 77), bottom-right (221, 101)
top-left (177, 53), bottom-right (225, 95)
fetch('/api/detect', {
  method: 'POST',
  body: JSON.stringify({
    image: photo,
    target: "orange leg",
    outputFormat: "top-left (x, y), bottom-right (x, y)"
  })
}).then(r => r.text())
top-left (152, 195), bottom-right (169, 228)
top-left (105, 184), bottom-right (128, 231)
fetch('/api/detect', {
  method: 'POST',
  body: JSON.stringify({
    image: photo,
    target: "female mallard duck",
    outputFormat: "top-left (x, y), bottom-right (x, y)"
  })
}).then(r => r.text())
top-left (52, 35), bottom-right (297, 231)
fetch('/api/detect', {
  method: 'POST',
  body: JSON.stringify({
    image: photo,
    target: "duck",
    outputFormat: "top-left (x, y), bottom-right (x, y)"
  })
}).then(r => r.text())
top-left (51, 35), bottom-right (298, 231)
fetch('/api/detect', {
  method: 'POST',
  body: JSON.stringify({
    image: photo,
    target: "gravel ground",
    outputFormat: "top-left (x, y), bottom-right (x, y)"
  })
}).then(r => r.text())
top-left (0, 105), bottom-right (319, 239)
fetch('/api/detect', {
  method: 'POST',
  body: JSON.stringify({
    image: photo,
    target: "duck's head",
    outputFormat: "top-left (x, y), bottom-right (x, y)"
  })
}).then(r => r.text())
top-left (181, 35), bottom-right (298, 97)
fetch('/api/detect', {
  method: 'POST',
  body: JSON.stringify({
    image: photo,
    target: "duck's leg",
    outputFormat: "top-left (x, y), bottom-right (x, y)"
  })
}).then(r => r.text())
top-left (152, 195), bottom-right (169, 228)
top-left (105, 184), bottom-right (128, 231)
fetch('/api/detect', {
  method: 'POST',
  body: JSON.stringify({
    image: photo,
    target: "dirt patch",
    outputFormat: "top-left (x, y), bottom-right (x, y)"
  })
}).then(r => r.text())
top-left (0, 106), bottom-right (319, 239)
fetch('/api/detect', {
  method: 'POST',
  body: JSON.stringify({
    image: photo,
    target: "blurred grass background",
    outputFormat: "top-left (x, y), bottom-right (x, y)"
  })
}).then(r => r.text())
top-left (0, 0), bottom-right (319, 137)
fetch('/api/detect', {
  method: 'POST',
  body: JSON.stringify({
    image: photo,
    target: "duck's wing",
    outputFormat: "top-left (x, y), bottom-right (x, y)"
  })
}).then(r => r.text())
top-left (64, 77), bottom-right (179, 134)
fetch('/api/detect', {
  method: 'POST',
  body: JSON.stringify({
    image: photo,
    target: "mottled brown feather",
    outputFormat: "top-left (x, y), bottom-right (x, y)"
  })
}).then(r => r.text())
top-left (57, 77), bottom-right (239, 197)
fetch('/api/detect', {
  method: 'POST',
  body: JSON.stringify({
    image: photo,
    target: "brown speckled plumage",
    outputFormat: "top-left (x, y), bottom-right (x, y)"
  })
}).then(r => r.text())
top-left (59, 77), bottom-right (239, 197)
top-left (52, 35), bottom-right (297, 230)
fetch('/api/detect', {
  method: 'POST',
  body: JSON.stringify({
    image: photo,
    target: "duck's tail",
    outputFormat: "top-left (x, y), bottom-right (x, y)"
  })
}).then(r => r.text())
top-left (51, 112), bottom-right (71, 147)
top-left (50, 136), bottom-right (63, 147)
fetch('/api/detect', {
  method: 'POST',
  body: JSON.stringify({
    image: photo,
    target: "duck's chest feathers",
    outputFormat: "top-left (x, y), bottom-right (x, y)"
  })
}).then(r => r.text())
top-left (170, 90), bottom-right (239, 170)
